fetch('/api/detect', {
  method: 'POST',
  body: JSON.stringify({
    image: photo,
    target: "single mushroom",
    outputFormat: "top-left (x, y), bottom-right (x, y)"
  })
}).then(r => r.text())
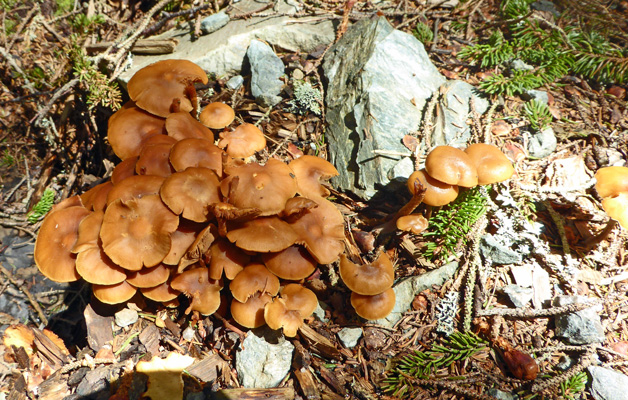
top-left (159, 167), bottom-right (221, 223)
top-left (92, 280), bottom-right (138, 305)
top-left (464, 143), bottom-right (515, 185)
top-left (165, 111), bottom-right (214, 142)
top-left (169, 138), bottom-right (223, 177)
top-left (107, 104), bottom-right (166, 160)
top-left (107, 175), bottom-right (165, 205)
top-left (35, 206), bottom-right (91, 282)
top-left (407, 170), bottom-right (459, 206)
top-left (127, 59), bottom-right (208, 118)
top-left (289, 155), bottom-right (339, 199)
top-left (229, 263), bottom-right (280, 303)
top-left (350, 287), bottom-right (396, 320)
top-left (226, 216), bottom-right (298, 253)
top-left (208, 239), bottom-right (251, 280)
top-left (425, 146), bottom-right (478, 187)
top-left (111, 156), bottom-right (138, 185)
top-left (126, 263), bottom-right (171, 288)
top-left (396, 214), bottom-right (429, 235)
top-left (218, 123), bottom-right (266, 158)
top-left (170, 267), bottom-right (223, 315)
top-left (264, 284), bottom-right (318, 337)
top-left (80, 181), bottom-right (114, 212)
top-left (141, 281), bottom-right (181, 303)
top-left (595, 166), bottom-right (628, 198)
top-left (338, 252), bottom-right (394, 296)
top-left (262, 245), bottom-right (317, 281)
top-left (199, 102), bottom-right (235, 129)
top-left (601, 193), bottom-right (628, 229)
top-left (162, 220), bottom-right (205, 266)
top-left (135, 135), bottom-right (177, 177)
top-left (231, 292), bottom-right (273, 329)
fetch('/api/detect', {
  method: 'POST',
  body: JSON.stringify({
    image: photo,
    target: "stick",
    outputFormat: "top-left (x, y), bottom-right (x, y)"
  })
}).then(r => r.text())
top-left (0, 262), bottom-right (48, 325)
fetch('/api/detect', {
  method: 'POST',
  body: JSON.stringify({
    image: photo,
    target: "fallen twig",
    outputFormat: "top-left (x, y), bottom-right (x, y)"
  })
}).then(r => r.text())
top-left (0, 262), bottom-right (48, 325)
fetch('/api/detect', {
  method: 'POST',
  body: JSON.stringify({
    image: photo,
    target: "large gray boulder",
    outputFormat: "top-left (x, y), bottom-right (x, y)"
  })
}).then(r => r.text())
top-left (323, 17), bottom-right (445, 199)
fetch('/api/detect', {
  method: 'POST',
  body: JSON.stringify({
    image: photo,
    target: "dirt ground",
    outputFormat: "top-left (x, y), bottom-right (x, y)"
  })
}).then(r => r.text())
top-left (1, 0), bottom-right (628, 399)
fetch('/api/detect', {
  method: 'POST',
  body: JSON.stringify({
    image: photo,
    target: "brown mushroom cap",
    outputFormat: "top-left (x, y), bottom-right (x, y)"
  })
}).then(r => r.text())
top-left (464, 143), bottom-right (514, 185)
top-left (287, 197), bottom-right (345, 265)
top-left (425, 146), bottom-right (478, 187)
top-left (200, 102), bottom-right (235, 129)
top-left (338, 252), bottom-right (394, 296)
top-left (231, 292), bottom-right (273, 329)
top-left (226, 216), bottom-right (298, 253)
top-left (221, 159), bottom-right (298, 215)
top-left (262, 245), bottom-right (317, 280)
top-left (229, 263), bottom-right (280, 303)
top-left (602, 192), bottom-right (628, 229)
top-left (595, 166), bottom-right (628, 198)
top-left (281, 197), bottom-right (318, 219)
top-left (263, 284), bottom-right (318, 337)
top-left (166, 111), bottom-right (214, 142)
top-left (218, 123), bottom-right (266, 158)
top-left (127, 59), bottom-right (208, 118)
top-left (163, 220), bottom-right (205, 266)
top-left (135, 137), bottom-right (176, 177)
top-left (169, 138), bottom-right (223, 176)
top-left (176, 224), bottom-right (217, 273)
top-left (170, 267), bottom-right (223, 315)
top-left (396, 214), bottom-right (429, 235)
top-left (111, 156), bottom-right (138, 185)
top-left (160, 167), bottom-right (221, 222)
top-left (107, 175), bottom-right (165, 205)
top-left (350, 288), bottom-right (396, 320)
top-left (80, 181), bottom-right (114, 212)
top-left (126, 263), bottom-right (171, 288)
top-left (407, 170), bottom-right (459, 206)
top-left (107, 104), bottom-right (166, 160)
top-left (100, 194), bottom-right (179, 271)
top-left (141, 281), bottom-right (181, 302)
top-left (289, 155), bottom-right (339, 199)
top-left (208, 239), bottom-right (251, 280)
top-left (92, 280), bottom-right (138, 305)
top-left (35, 206), bottom-right (90, 282)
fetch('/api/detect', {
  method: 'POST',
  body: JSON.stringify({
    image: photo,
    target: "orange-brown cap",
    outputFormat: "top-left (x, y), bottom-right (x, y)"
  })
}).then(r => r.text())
top-left (166, 111), bottom-right (214, 142)
top-left (111, 156), bottom-right (138, 185)
top-left (262, 245), bottom-right (317, 281)
top-left (141, 281), bottom-right (181, 302)
top-left (602, 192), bottom-right (628, 229)
top-left (170, 267), bottom-right (222, 315)
top-left (281, 197), bottom-right (318, 219)
top-left (160, 167), bottom-right (221, 223)
top-left (396, 214), bottom-right (429, 235)
top-left (92, 280), bottom-right (138, 305)
top-left (407, 170), bottom-right (459, 206)
top-left (264, 284), bottom-right (318, 337)
top-left (135, 136), bottom-right (177, 177)
top-left (350, 287), bottom-right (396, 320)
top-left (127, 59), bottom-right (208, 117)
top-left (231, 292), bottom-right (273, 329)
top-left (218, 123), bottom-right (266, 158)
top-left (425, 146), bottom-right (478, 187)
top-left (107, 175), bottom-right (165, 205)
top-left (226, 216), bottom-right (298, 253)
top-left (338, 252), bottom-right (394, 296)
top-left (107, 104), bottom-right (166, 160)
top-left (464, 143), bottom-right (514, 185)
top-left (169, 138), bottom-right (223, 176)
top-left (80, 181), bottom-right (114, 212)
top-left (176, 224), bottom-right (217, 273)
top-left (229, 263), bottom-right (280, 303)
top-left (162, 220), bottom-right (205, 266)
top-left (126, 263), bottom-right (171, 288)
top-left (289, 155), bottom-right (339, 199)
top-left (595, 166), bottom-right (628, 198)
top-left (208, 239), bottom-right (251, 280)
top-left (35, 206), bottom-right (90, 282)
top-left (200, 102), bottom-right (235, 129)
top-left (100, 194), bottom-right (179, 271)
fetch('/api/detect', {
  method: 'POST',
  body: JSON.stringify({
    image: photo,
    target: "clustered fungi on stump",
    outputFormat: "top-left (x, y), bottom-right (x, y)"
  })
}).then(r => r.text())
top-left (34, 59), bottom-right (355, 336)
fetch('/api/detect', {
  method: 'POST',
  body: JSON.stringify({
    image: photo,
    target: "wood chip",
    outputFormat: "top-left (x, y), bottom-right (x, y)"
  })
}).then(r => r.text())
top-left (185, 353), bottom-right (227, 383)
top-left (298, 324), bottom-right (343, 360)
top-left (294, 367), bottom-right (321, 400)
top-left (32, 329), bottom-right (68, 367)
top-left (212, 388), bottom-right (295, 400)
top-left (84, 304), bottom-right (114, 352)
top-left (139, 323), bottom-right (161, 356)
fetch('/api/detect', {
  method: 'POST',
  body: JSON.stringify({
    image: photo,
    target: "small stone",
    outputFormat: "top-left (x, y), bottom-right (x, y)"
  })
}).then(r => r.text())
top-left (247, 40), bottom-right (285, 107)
top-left (235, 327), bottom-right (294, 388)
top-left (182, 326), bottom-right (196, 341)
top-left (292, 69), bottom-right (304, 80)
top-left (312, 301), bottom-right (328, 323)
top-left (114, 308), bottom-right (138, 328)
top-left (527, 127), bottom-right (557, 158)
top-left (510, 59), bottom-right (534, 71)
top-left (521, 89), bottom-right (549, 104)
top-left (227, 75), bottom-right (244, 90)
top-left (480, 234), bottom-right (523, 265)
top-left (555, 354), bottom-right (575, 371)
top-left (487, 388), bottom-right (519, 400)
top-left (337, 328), bottom-right (363, 348)
top-left (510, 265), bottom-right (533, 287)
top-left (588, 366), bottom-right (628, 400)
top-left (200, 11), bottom-right (230, 35)
top-left (554, 295), bottom-right (605, 344)
top-left (501, 285), bottom-right (533, 308)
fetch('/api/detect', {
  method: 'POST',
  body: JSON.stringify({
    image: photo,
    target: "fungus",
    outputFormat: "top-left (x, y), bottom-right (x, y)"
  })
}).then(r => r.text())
top-left (126, 264), bottom-right (171, 288)
top-left (264, 284), bottom-right (318, 337)
top-left (396, 214), bottom-right (429, 235)
top-left (35, 206), bottom-right (90, 282)
top-left (226, 216), bottom-right (298, 253)
top-left (281, 196), bottom-right (318, 219)
top-left (229, 263), bottom-right (280, 303)
top-left (92, 280), bottom-right (138, 305)
top-left (289, 155), bottom-right (339, 199)
top-left (141, 281), bottom-right (181, 303)
top-left (127, 59), bottom-right (208, 118)
top-left (595, 166), bottom-right (628, 230)
top-left (338, 252), bottom-right (394, 296)
top-left (424, 145), bottom-right (478, 187)
top-left (100, 194), bottom-right (179, 271)
top-left (111, 156), bottom-right (138, 185)
top-left (464, 143), bottom-right (514, 185)
top-left (163, 220), bottom-right (205, 266)
top-left (176, 224), bottom-right (217, 272)
top-left (208, 239), bottom-right (251, 280)
top-left (199, 102), bottom-right (235, 129)
top-left (170, 267), bottom-right (222, 315)
top-left (231, 292), bottom-right (273, 329)
top-left (80, 181), bottom-right (113, 212)
top-left (169, 138), bottom-right (223, 176)
top-left (350, 288), bottom-right (396, 320)
top-left (166, 111), bottom-right (214, 142)
top-left (601, 193), bottom-right (628, 229)
top-left (407, 170), bottom-right (458, 207)
top-left (107, 175), bottom-right (165, 205)
top-left (262, 245), bottom-right (317, 281)
top-left (135, 136), bottom-right (177, 177)
top-left (218, 123), bottom-right (266, 158)
top-left (160, 167), bottom-right (221, 222)
top-left (107, 104), bottom-right (166, 160)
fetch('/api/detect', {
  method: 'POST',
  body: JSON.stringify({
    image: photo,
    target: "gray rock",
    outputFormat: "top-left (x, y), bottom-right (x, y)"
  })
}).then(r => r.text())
top-left (119, 0), bottom-right (334, 82)
top-left (480, 233), bottom-right (523, 265)
top-left (323, 17), bottom-right (445, 199)
top-left (427, 0), bottom-right (459, 8)
top-left (114, 308), bottom-right (138, 328)
top-left (235, 327), bottom-right (294, 388)
top-left (554, 295), bottom-right (605, 344)
top-left (501, 285), bottom-right (533, 308)
top-left (312, 301), bottom-right (328, 323)
top-left (337, 327), bottom-right (363, 348)
top-left (556, 354), bottom-right (576, 371)
top-left (226, 75), bottom-right (244, 90)
top-left (375, 261), bottom-right (458, 327)
top-left (510, 59), bottom-right (534, 71)
top-left (588, 366), bottom-right (628, 400)
top-left (521, 89), bottom-right (549, 104)
top-left (527, 127), bottom-right (557, 158)
top-left (431, 80), bottom-right (489, 147)
top-left (200, 11), bottom-right (230, 35)
top-left (247, 40), bottom-right (285, 107)
top-left (487, 388), bottom-right (519, 400)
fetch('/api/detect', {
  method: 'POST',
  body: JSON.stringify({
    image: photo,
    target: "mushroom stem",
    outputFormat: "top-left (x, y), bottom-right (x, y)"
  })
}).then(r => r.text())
top-left (184, 83), bottom-right (199, 116)
top-left (583, 219), bottom-right (617, 249)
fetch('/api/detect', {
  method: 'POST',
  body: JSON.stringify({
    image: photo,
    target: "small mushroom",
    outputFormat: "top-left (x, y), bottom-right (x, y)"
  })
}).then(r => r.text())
top-left (262, 245), bottom-right (317, 281)
top-left (126, 263), bottom-right (171, 288)
top-left (165, 111), bottom-right (214, 142)
top-left (107, 175), bottom-right (165, 205)
top-left (229, 263), bottom-right (280, 303)
top-left (80, 181), bottom-right (114, 212)
top-left (170, 267), bottom-right (223, 315)
top-left (92, 280), bottom-right (138, 305)
top-left (208, 239), bottom-right (251, 280)
top-left (407, 170), bottom-right (459, 206)
top-left (141, 281), bottom-right (181, 302)
top-left (218, 123), bottom-right (266, 158)
top-left (159, 167), bottom-right (221, 223)
top-left (464, 143), bottom-right (514, 185)
top-left (135, 135), bottom-right (177, 177)
top-left (396, 214), bottom-right (429, 235)
top-left (226, 216), bottom-right (298, 253)
top-left (425, 146), bottom-right (478, 187)
top-left (289, 155), bottom-right (339, 199)
top-left (230, 292), bottom-right (273, 329)
top-left (338, 252), bottom-right (394, 296)
top-left (264, 284), bottom-right (318, 337)
top-left (602, 193), bottom-right (628, 229)
top-left (595, 166), bottom-right (628, 198)
top-left (169, 138), bottom-right (223, 176)
top-left (111, 157), bottom-right (138, 185)
top-left (350, 287), bottom-right (396, 320)
top-left (107, 104), bottom-right (166, 160)
top-left (199, 102), bottom-right (235, 129)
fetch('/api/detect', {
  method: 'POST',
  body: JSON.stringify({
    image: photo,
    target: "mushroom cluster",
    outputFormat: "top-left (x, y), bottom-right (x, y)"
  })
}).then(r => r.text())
top-left (594, 166), bottom-right (628, 229)
top-left (406, 144), bottom-right (515, 208)
top-left (34, 60), bottom-right (347, 336)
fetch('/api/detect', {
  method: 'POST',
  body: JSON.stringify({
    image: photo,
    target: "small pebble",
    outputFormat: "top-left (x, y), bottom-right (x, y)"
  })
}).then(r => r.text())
top-left (114, 308), bottom-right (138, 328)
